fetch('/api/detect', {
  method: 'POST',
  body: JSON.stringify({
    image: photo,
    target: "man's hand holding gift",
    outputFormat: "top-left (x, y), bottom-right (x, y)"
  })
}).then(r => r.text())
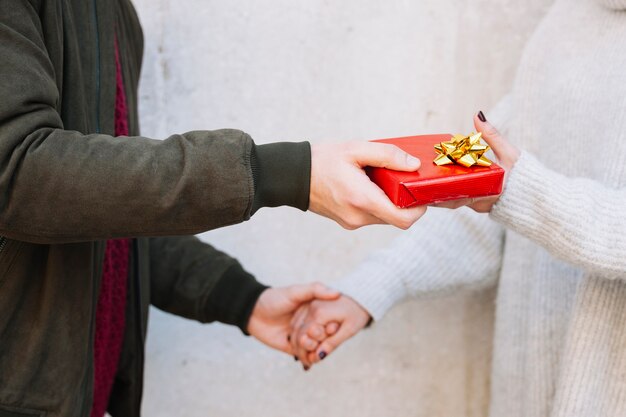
top-left (309, 141), bottom-right (428, 229)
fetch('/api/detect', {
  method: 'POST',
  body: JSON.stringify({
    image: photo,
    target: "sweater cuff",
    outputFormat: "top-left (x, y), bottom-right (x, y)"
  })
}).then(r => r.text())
top-left (203, 264), bottom-right (269, 334)
top-left (489, 151), bottom-right (554, 238)
top-left (250, 142), bottom-right (311, 214)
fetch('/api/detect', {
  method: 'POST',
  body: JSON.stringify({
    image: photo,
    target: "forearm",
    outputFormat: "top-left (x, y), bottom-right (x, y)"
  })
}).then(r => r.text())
top-left (490, 151), bottom-right (626, 278)
top-left (149, 236), bottom-right (267, 333)
top-left (333, 208), bottom-right (504, 320)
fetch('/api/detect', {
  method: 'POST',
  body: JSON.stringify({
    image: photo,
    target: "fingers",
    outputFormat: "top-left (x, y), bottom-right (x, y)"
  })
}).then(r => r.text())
top-left (336, 179), bottom-right (427, 230)
top-left (310, 283), bottom-right (341, 301)
top-left (431, 198), bottom-right (474, 210)
top-left (352, 142), bottom-right (421, 172)
top-left (306, 323), bottom-right (328, 342)
top-left (291, 301), bottom-right (341, 368)
top-left (289, 305), bottom-right (317, 369)
top-left (363, 186), bottom-right (427, 230)
top-left (325, 321), bottom-right (340, 336)
top-left (473, 111), bottom-right (520, 168)
top-left (289, 297), bottom-right (370, 370)
top-left (314, 324), bottom-right (356, 360)
top-left (336, 210), bottom-right (387, 230)
top-left (473, 112), bottom-right (505, 160)
top-left (286, 285), bottom-right (341, 369)
top-left (286, 282), bottom-right (340, 305)
top-left (296, 323), bottom-right (326, 366)
top-left (298, 333), bottom-right (319, 351)
top-left (308, 141), bottom-right (427, 230)
top-left (431, 197), bottom-right (495, 214)
top-left (295, 332), bottom-right (317, 369)
top-left (289, 304), bottom-right (309, 356)
top-left (307, 350), bottom-right (319, 364)
top-left (300, 322), bottom-right (338, 366)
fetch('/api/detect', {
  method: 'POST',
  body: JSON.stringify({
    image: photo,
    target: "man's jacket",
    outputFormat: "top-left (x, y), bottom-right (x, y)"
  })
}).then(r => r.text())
top-left (0, 0), bottom-right (311, 415)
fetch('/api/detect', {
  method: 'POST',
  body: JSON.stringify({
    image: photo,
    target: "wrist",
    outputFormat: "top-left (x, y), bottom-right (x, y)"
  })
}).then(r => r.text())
top-left (246, 287), bottom-right (270, 335)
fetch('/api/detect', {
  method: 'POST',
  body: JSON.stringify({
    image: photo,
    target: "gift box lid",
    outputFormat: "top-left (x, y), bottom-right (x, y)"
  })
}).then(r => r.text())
top-left (367, 134), bottom-right (505, 207)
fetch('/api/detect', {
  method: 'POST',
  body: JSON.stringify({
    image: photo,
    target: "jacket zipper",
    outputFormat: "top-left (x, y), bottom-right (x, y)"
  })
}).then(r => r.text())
top-left (0, 237), bottom-right (7, 254)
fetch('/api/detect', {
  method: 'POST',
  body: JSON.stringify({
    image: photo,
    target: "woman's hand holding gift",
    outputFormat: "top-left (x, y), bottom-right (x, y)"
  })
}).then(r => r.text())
top-left (436, 111), bottom-right (521, 212)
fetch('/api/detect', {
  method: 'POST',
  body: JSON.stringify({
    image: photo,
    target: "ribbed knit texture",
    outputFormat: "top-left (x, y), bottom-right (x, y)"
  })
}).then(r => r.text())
top-left (333, 1), bottom-right (626, 416)
top-left (90, 38), bottom-right (130, 417)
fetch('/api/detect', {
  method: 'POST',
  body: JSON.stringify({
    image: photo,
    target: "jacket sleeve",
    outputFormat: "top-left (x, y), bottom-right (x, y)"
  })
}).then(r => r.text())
top-left (0, 1), bottom-right (310, 244)
top-left (148, 235), bottom-right (268, 333)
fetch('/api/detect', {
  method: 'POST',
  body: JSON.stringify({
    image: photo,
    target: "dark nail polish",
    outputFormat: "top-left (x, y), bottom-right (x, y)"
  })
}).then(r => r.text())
top-left (319, 351), bottom-right (327, 360)
top-left (287, 335), bottom-right (291, 342)
top-left (294, 356), bottom-right (298, 362)
top-left (303, 365), bottom-right (310, 371)
top-left (478, 111), bottom-right (487, 122)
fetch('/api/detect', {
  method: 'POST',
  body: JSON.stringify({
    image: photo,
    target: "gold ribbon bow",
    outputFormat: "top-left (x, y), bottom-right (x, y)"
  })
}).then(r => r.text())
top-left (433, 132), bottom-right (492, 168)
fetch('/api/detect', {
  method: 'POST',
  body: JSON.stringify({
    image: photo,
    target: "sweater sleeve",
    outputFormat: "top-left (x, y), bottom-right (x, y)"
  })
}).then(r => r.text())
top-left (332, 208), bottom-right (504, 320)
top-left (490, 151), bottom-right (626, 279)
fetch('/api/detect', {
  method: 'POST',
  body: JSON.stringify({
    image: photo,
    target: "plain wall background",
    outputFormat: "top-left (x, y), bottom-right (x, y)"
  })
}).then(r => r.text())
top-left (131, 1), bottom-right (553, 416)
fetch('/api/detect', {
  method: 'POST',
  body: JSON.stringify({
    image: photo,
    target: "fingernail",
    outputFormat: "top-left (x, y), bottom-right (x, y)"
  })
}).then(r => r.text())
top-left (407, 155), bottom-right (420, 169)
top-left (287, 335), bottom-right (291, 342)
top-left (319, 351), bottom-right (327, 360)
top-left (478, 111), bottom-right (487, 122)
top-left (303, 365), bottom-right (310, 371)
top-left (294, 356), bottom-right (299, 362)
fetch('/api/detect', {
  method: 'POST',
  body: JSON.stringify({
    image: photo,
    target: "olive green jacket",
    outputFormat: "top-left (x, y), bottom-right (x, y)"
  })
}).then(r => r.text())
top-left (0, 1), bottom-right (310, 416)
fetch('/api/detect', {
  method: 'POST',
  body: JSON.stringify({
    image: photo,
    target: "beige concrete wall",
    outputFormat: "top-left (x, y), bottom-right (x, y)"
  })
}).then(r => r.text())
top-left (132, 1), bottom-right (553, 416)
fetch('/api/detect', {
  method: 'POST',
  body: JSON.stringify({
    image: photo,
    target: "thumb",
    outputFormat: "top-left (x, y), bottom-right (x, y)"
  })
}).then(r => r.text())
top-left (286, 283), bottom-right (340, 305)
top-left (315, 323), bottom-right (358, 359)
top-left (354, 142), bottom-right (421, 172)
top-left (473, 111), bottom-right (519, 165)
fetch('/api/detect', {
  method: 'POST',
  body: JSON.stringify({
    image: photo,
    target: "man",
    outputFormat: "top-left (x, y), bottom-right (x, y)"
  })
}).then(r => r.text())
top-left (0, 1), bottom-right (426, 416)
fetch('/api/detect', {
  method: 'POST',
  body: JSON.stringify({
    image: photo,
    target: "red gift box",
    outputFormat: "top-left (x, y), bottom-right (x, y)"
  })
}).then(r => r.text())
top-left (367, 134), bottom-right (505, 207)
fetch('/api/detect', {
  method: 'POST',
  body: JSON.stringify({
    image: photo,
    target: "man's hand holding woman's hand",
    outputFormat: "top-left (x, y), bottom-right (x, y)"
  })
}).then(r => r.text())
top-left (288, 295), bottom-right (370, 370)
top-left (247, 283), bottom-right (341, 354)
top-left (247, 283), bottom-right (370, 370)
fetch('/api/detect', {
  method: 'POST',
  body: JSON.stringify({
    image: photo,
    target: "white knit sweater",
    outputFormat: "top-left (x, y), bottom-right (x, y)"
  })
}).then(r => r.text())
top-left (334, 1), bottom-right (626, 416)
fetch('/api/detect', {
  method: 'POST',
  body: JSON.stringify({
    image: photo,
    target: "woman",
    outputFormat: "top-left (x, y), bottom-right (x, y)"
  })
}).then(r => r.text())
top-left (291, 0), bottom-right (626, 415)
